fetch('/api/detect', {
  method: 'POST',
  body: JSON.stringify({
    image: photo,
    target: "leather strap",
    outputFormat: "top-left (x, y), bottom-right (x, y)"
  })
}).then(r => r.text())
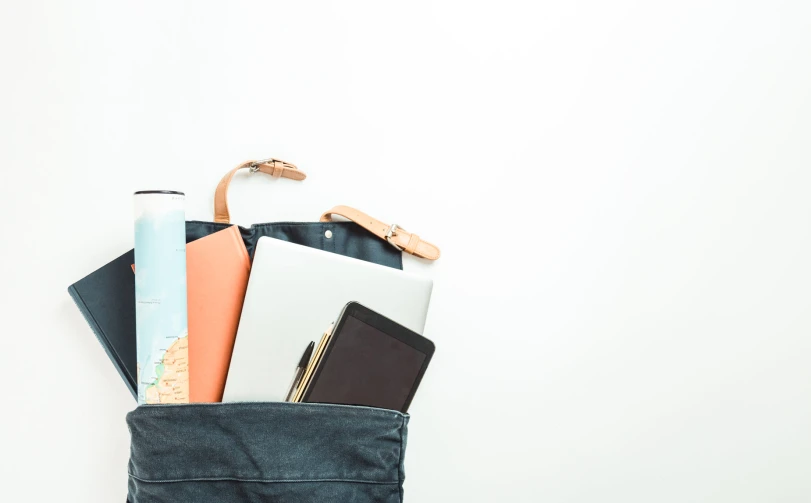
top-left (320, 205), bottom-right (441, 260)
top-left (214, 158), bottom-right (306, 223)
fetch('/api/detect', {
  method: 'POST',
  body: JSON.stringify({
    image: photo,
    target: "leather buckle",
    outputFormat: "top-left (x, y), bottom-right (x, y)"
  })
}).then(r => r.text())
top-left (385, 223), bottom-right (406, 251)
top-left (248, 158), bottom-right (296, 173)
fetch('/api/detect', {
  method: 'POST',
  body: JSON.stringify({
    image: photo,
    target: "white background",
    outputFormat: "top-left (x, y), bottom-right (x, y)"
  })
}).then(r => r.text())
top-left (1, 1), bottom-right (810, 501)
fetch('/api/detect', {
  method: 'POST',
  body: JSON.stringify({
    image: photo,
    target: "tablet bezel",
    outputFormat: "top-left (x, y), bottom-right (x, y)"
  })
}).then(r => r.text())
top-left (300, 301), bottom-right (435, 412)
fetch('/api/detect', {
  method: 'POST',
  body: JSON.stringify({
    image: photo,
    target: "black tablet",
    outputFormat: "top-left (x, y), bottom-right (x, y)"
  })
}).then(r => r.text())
top-left (301, 302), bottom-right (435, 413)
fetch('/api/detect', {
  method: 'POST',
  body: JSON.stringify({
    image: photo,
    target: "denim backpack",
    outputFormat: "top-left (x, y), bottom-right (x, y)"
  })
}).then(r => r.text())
top-left (119, 159), bottom-right (437, 502)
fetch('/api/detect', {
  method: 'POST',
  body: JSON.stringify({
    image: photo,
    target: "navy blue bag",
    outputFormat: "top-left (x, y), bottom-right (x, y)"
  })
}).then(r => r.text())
top-left (127, 403), bottom-right (410, 503)
top-left (111, 159), bottom-right (436, 502)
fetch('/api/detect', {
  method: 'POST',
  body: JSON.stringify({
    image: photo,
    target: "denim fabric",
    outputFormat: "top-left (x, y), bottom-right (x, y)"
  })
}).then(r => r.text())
top-left (185, 220), bottom-right (403, 269)
top-left (126, 402), bottom-right (409, 503)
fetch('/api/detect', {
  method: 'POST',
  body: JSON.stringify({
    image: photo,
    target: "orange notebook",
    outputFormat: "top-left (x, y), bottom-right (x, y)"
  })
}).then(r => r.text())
top-left (186, 226), bottom-right (251, 402)
top-left (133, 225), bottom-right (251, 402)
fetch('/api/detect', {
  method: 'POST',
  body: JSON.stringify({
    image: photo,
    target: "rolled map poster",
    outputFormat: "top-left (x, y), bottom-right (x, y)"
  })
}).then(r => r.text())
top-left (134, 190), bottom-right (189, 404)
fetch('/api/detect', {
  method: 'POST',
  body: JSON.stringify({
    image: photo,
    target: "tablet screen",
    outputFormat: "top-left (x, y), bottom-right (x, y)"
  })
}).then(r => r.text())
top-left (306, 314), bottom-right (427, 411)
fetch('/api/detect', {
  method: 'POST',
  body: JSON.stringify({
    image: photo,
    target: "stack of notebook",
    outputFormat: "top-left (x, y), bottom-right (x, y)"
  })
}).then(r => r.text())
top-left (69, 229), bottom-right (433, 404)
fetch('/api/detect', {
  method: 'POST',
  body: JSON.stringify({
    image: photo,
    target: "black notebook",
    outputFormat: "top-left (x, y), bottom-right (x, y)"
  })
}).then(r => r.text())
top-left (68, 250), bottom-right (138, 399)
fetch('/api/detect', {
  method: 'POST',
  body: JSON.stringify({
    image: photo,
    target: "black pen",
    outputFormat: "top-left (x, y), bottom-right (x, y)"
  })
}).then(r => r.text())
top-left (285, 341), bottom-right (315, 402)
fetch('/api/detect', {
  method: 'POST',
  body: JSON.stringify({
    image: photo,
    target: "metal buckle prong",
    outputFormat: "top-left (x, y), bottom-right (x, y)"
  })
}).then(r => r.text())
top-left (249, 158), bottom-right (275, 173)
top-left (385, 223), bottom-right (405, 251)
top-left (248, 157), bottom-right (297, 173)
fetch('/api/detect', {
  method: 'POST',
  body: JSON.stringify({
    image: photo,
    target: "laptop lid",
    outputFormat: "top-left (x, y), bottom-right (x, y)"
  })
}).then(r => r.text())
top-left (223, 236), bottom-right (433, 402)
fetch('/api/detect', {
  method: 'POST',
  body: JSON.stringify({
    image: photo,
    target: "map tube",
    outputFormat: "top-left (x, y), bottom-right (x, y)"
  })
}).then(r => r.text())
top-left (134, 191), bottom-right (189, 404)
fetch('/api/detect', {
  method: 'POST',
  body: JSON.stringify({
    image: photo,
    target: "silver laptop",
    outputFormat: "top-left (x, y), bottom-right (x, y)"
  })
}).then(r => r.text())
top-left (222, 236), bottom-right (433, 402)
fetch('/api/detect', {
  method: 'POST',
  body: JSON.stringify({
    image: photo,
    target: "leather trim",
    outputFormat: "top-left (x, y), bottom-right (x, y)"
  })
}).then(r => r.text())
top-left (214, 159), bottom-right (306, 224)
top-left (320, 205), bottom-right (440, 260)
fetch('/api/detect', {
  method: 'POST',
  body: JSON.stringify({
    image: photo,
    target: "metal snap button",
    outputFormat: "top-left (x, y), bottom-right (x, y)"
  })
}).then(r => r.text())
top-left (325, 230), bottom-right (333, 239)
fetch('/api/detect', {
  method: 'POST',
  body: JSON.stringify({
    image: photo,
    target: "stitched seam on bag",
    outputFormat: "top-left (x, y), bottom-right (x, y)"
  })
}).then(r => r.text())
top-left (250, 222), bottom-right (338, 228)
top-left (132, 402), bottom-right (408, 420)
top-left (397, 414), bottom-right (405, 501)
top-left (128, 473), bottom-right (398, 485)
top-left (188, 220), bottom-right (328, 228)
top-left (247, 221), bottom-right (379, 228)
top-left (186, 220), bottom-right (403, 233)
